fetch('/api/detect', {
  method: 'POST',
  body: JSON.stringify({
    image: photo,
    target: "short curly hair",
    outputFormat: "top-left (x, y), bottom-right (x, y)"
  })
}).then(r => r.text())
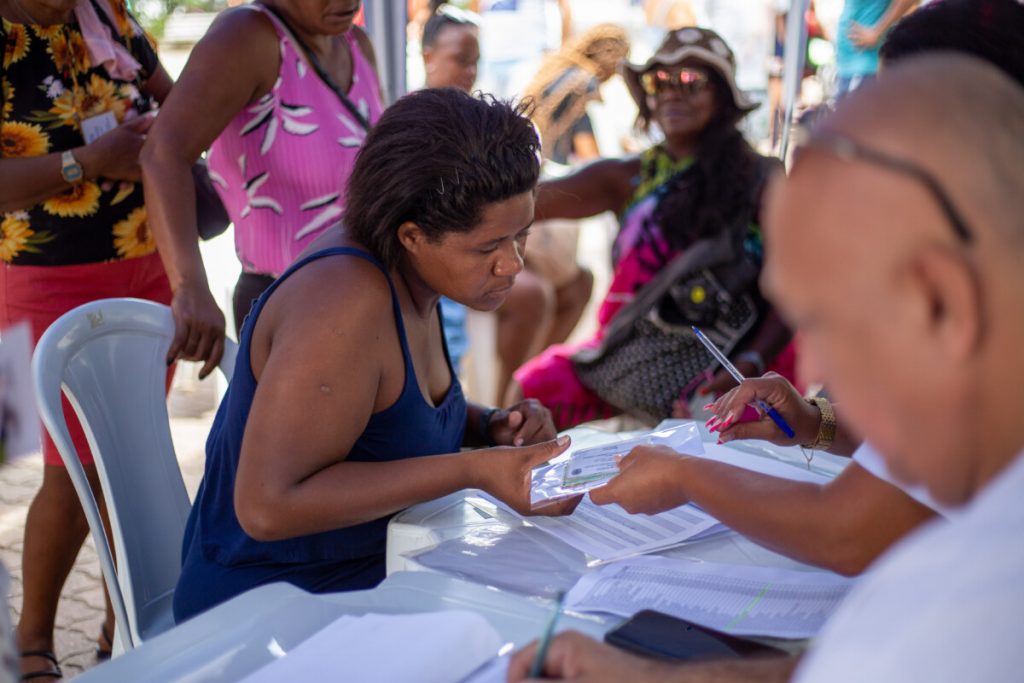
top-left (880, 0), bottom-right (1024, 87)
top-left (345, 88), bottom-right (541, 268)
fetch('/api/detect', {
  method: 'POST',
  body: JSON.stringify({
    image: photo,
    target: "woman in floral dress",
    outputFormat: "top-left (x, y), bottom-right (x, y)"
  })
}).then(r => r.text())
top-left (0, 0), bottom-right (174, 677)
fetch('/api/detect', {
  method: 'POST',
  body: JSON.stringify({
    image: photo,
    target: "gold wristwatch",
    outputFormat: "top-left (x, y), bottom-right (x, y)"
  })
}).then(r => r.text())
top-left (61, 150), bottom-right (84, 185)
top-left (803, 396), bottom-right (836, 451)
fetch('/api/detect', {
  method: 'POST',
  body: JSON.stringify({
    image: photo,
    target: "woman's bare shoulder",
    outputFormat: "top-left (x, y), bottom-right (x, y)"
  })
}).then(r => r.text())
top-left (272, 250), bottom-right (393, 334)
top-left (190, 6), bottom-right (280, 74)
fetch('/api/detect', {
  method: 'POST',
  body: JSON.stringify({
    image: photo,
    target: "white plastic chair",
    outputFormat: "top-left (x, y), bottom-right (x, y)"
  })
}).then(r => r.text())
top-left (31, 298), bottom-right (237, 654)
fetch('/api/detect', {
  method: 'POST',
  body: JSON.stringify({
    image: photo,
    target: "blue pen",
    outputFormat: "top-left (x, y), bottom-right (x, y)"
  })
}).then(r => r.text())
top-left (691, 326), bottom-right (796, 439)
top-left (529, 591), bottom-right (566, 678)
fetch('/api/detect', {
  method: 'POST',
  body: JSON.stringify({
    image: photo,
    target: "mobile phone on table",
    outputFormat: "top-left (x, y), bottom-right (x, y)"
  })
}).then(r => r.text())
top-left (604, 610), bottom-right (786, 662)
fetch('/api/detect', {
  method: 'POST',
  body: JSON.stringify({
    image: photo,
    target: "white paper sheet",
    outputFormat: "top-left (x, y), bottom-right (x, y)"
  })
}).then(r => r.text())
top-left (241, 611), bottom-right (503, 683)
top-left (567, 556), bottom-right (854, 639)
top-left (690, 442), bottom-right (833, 484)
top-left (487, 494), bottom-right (721, 562)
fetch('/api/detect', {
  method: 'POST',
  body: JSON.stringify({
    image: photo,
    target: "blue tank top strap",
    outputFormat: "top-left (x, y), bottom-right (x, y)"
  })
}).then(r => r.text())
top-left (243, 246), bottom-right (416, 374)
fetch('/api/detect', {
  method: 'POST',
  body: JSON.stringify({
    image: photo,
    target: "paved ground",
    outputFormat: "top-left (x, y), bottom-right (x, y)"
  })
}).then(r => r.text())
top-left (0, 383), bottom-right (215, 679)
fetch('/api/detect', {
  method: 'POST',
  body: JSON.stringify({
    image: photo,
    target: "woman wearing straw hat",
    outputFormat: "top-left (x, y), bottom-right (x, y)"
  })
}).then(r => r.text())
top-left (510, 27), bottom-right (796, 429)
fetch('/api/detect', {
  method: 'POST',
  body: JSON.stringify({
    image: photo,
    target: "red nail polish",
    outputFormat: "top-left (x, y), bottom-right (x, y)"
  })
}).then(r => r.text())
top-left (703, 403), bottom-right (715, 410)
top-left (720, 416), bottom-right (734, 429)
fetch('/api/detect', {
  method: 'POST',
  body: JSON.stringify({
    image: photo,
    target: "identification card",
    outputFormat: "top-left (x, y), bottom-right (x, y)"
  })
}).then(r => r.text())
top-left (562, 441), bottom-right (632, 489)
top-left (80, 112), bottom-right (119, 145)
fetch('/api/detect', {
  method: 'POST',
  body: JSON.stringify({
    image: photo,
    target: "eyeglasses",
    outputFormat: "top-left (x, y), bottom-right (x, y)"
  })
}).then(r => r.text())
top-left (640, 68), bottom-right (709, 97)
top-left (794, 129), bottom-right (975, 244)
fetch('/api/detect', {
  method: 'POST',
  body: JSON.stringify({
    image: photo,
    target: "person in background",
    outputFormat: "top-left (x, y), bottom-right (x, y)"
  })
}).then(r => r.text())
top-left (409, 0), bottom-right (478, 90)
top-left (422, 3), bottom-right (481, 93)
top-left (510, 52), bottom-right (1024, 683)
top-left (173, 89), bottom-right (581, 623)
top-left (511, 28), bottom-right (794, 429)
top-left (0, 0), bottom-right (175, 675)
top-left (142, 0), bottom-right (384, 372)
top-left (524, 23), bottom-right (630, 166)
top-left (835, 0), bottom-right (917, 96)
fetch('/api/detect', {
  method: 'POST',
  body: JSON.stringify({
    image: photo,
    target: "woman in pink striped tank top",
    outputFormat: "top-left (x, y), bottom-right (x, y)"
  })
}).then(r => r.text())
top-left (142, 1), bottom-right (383, 373)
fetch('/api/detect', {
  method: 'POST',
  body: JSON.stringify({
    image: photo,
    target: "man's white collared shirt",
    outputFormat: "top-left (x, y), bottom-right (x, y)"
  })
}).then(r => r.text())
top-left (794, 450), bottom-right (1024, 682)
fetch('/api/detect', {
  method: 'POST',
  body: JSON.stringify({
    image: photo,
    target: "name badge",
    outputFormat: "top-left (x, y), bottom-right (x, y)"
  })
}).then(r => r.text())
top-left (80, 111), bottom-right (119, 145)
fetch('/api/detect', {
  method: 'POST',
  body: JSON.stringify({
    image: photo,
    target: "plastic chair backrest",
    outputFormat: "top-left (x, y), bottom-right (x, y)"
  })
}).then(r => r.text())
top-left (31, 298), bottom-right (236, 653)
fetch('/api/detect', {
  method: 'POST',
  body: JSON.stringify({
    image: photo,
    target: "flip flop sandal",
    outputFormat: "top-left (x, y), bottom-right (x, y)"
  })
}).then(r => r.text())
top-left (19, 650), bottom-right (63, 681)
top-left (95, 625), bottom-right (113, 660)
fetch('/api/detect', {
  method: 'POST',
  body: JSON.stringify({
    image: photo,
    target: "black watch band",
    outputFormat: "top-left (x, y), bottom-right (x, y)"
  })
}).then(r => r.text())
top-left (478, 407), bottom-right (499, 447)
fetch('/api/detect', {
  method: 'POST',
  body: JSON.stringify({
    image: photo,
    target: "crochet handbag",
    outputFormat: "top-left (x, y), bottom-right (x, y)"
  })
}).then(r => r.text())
top-left (572, 226), bottom-right (760, 424)
top-left (192, 159), bottom-right (231, 241)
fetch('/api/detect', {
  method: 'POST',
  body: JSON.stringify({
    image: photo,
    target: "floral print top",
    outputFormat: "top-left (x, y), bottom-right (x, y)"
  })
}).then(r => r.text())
top-left (0, 1), bottom-right (157, 266)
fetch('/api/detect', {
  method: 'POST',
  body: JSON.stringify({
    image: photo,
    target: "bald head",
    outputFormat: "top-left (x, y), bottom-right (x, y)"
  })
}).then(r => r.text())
top-left (765, 54), bottom-right (1024, 507)
top-left (812, 53), bottom-right (1024, 248)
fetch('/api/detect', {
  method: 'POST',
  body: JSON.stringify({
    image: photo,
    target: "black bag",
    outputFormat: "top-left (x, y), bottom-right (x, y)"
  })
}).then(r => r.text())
top-left (572, 227), bottom-right (760, 424)
top-left (191, 159), bottom-right (231, 241)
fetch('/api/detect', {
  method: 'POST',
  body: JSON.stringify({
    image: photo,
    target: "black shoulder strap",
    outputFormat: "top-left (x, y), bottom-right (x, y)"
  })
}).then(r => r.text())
top-left (259, 5), bottom-right (372, 133)
top-left (587, 229), bottom-right (737, 355)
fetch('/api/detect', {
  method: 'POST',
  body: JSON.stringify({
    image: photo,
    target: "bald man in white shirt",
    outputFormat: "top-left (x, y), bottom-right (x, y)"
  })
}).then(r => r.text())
top-left (508, 53), bottom-right (1024, 683)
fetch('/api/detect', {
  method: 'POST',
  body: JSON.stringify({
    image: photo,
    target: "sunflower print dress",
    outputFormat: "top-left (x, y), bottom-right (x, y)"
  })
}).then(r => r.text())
top-left (0, 2), bottom-right (158, 265)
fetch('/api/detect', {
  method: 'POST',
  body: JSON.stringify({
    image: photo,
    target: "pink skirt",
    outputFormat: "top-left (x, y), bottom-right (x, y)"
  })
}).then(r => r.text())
top-left (0, 253), bottom-right (172, 466)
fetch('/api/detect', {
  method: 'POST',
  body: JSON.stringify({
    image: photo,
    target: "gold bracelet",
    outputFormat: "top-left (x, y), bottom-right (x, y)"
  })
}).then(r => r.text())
top-left (803, 397), bottom-right (836, 452)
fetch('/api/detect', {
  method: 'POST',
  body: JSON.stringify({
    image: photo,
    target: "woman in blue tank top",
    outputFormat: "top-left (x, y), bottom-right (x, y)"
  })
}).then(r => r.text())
top-left (174, 89), bottom-right (580, 622)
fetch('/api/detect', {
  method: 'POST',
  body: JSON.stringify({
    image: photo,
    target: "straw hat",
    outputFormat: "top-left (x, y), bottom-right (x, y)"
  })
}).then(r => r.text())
top-left (622, 27), bottom-right (758, 117)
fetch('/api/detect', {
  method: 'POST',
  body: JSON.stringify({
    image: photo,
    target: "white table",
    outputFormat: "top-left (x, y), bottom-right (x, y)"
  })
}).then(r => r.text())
top-left (388, 424), bottom-right (851, 584)
top-left (77, 424), bottom-right (846, 681)
top-left (75, 571), bottom-right (615, 683)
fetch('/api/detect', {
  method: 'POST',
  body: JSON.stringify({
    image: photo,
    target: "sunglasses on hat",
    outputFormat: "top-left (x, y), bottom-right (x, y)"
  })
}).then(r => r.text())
top-left (640, 68), bottom-right (710, 97)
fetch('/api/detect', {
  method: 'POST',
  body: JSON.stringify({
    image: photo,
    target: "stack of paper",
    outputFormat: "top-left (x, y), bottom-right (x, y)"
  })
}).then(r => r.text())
top-left (566, 556), bottom-right (855, 639)
top-left (487, 494), bottom-right (724, 562)
top-left (241, 611), bottom-right (503, 683)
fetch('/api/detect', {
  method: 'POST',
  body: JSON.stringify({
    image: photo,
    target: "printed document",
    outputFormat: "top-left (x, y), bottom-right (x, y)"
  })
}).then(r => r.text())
top-left (566, 556), bottom-right (854, 639)
top-left (487, 494), bottom-right (722, 562)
